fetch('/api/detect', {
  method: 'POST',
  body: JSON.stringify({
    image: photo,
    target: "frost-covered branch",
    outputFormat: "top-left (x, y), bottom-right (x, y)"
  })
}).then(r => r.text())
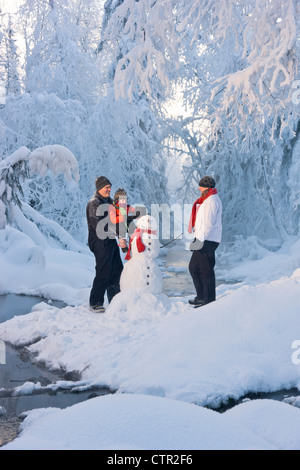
top-left (100, 0), bottom-right (179, 100)
top-left (101, 0), bottom-right (298, 143)
top-left (207, 0), bottom-right (298, 142)
top-left (0, 144), bottom-right (79, 229)
top-left (19, 201), bottom-right (88, 252)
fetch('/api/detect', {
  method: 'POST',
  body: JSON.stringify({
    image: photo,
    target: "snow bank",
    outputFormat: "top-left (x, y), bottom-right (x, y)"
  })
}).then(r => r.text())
top-left (1, 235), bottom-right (300, 449)
top-left (218, 236), bottom-right (300, 284)
top-left (29, 145), bottom-right (79, 182)
top-left (1, 267), bottom-right (300, 408)
top-left (0, 226), bottom-right (93, 305)
top-left (3, 394), bottom-right (300, 450)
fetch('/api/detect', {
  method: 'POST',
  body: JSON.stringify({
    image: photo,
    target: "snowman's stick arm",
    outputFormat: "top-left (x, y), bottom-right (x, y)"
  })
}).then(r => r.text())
top-left (160, 232), bottom-right (183, 248)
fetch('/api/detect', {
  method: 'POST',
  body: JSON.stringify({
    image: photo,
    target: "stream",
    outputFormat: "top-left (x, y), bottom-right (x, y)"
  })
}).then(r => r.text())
top-left (0, 294), bottom-right (112, 446)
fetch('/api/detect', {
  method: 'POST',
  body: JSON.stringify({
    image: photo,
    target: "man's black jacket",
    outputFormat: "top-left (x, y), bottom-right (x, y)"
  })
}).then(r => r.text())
top-left (86, 192), bottom-right (115, 250)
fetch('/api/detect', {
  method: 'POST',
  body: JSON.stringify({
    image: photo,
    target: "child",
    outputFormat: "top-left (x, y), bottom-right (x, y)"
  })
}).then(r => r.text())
top-left (109, 188), bottom-right (139, 252)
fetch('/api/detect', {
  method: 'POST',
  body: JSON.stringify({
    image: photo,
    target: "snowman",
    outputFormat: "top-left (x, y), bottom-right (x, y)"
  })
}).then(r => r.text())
top-left (120, 215), bottom-right (162, 294)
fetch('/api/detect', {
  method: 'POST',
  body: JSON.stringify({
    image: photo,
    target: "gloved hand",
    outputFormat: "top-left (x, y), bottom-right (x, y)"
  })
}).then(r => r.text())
top-left (189, 238), bottom-right (204, 251)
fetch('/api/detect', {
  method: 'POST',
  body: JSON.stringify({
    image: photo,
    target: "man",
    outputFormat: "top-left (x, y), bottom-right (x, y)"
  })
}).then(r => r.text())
top-left (86, 176), bottom-right (123, 313)
top-left (188, 175), bottom-right (222, 307)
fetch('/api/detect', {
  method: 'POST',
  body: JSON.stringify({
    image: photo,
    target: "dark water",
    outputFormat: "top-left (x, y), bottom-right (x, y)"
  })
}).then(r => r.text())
top-left (0, 342), bottom-right (111, 416)
top-left (0, 294), bottom-right (112, 446)
top-left (161, 242), bottom-right (235, 297)
top-left (214, 388), bottom-right (300, 414)
top-left (161, 245), bottom-right (195, 297)
top-left (0, 294), bottom-right (66, 323)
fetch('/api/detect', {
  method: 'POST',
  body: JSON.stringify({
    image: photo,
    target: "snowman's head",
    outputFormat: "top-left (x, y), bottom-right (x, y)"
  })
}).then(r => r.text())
top-left (137, 215), bottom-right (158, 233)
top-left (133, 215), bottom-right (160, 259)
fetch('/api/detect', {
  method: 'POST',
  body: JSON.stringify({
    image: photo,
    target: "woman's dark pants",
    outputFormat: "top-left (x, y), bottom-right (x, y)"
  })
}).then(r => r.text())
top-left (189, 241), bottom-right (219, 304)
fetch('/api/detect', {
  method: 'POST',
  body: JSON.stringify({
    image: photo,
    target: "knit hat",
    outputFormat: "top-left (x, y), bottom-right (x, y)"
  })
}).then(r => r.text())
top-left (198, 175), bottom-right (216, 188)
top-left (114, 188), bottom-right (127, 203)
top-left (95, 176), bottom-right (112, 191)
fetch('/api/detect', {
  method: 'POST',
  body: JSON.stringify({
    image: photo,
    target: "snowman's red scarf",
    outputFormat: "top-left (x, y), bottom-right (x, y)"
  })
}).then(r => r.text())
top-left (125, 227), bottom-right (157, 261)
top-left (188, 188), bottom-right (218, 233)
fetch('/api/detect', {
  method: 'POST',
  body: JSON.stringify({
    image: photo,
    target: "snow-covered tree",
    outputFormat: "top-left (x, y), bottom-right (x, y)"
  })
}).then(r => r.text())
top-left (0, 0), bottom-right (169, 242)
top-left (81, 90), bottom-right (167, 207)
top-left (0, 10), bottom-right (21, 97)
top-left (1, 0), bottom-right (299, 246)
top-left (104, 0), bottom-right (298, 139)
top-left (177, 0), bottom-right (300, 242)
top-left (0, 144), bottom-right (82, 250)
top-left (98, 0), bottom-right (179, 101)
top-left (20, 0), bottom-right (102, 104)
top-left (95, 0), bottom-right (169, 205)
top-left (101, 0), bottom-right (299, 243)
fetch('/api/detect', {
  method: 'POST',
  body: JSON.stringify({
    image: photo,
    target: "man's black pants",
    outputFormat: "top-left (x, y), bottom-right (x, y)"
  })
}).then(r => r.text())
top-left (189, 240), bottom-right (219, 304)
top-left (89, 239), bottom-right (123, 307)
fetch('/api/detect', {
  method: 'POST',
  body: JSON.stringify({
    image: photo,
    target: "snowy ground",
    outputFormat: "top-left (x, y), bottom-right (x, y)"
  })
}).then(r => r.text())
top-left (1, 227), bottom-right (300, 450)
top-left (0, 226), bottom-right (93, 305)
top-left (3, 394), bottom-right (300, 450)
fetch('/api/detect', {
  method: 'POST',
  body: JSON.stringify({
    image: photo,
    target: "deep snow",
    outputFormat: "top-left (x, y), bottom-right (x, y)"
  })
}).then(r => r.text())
top-left (1, 229), bottom-right (300, 450)
top-left (3, 394), bottom-right (300, 450)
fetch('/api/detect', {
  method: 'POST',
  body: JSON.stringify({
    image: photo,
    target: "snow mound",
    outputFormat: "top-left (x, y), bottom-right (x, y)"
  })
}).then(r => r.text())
top-left (3, 394), bottom-right (300, 450)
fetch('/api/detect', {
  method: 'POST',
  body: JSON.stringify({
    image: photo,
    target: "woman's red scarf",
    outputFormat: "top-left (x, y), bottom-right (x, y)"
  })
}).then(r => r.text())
top-left (188, 188), bottom-right (217, 233)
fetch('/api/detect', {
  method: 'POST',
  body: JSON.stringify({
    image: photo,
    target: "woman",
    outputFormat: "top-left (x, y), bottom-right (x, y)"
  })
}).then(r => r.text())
top-left (188, 176), bottom-right (222, 307)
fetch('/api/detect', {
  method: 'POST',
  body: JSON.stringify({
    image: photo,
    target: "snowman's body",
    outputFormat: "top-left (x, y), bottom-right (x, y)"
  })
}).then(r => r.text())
top-left (120, 215), bottom-right (162, 294)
